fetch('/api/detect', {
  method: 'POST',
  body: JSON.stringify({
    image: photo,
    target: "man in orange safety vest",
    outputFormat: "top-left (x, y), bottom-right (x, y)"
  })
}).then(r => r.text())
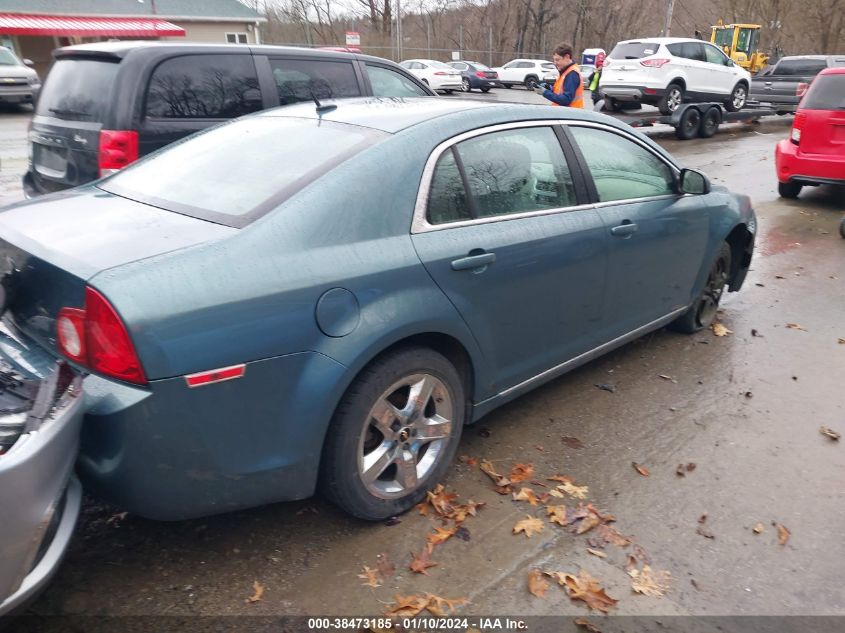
top-left (534, 43), bottom-right (584, 108)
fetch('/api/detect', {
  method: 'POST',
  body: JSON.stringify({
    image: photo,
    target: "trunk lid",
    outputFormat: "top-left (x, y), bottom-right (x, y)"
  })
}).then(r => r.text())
top-left (0, 189), bottom-right (236, 356)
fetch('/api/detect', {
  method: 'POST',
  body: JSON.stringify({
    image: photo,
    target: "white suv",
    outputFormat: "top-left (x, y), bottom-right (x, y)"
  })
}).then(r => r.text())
top-left (492, 59), bottom-right (557, 89)
top-left (599, 38), bottom-right (752, 115)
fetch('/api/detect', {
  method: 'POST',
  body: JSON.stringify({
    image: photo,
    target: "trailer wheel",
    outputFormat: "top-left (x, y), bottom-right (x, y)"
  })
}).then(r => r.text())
top-left (698, 107), bottom-right (721, 138)
top-left (675, 107), bottom-right (701, 140)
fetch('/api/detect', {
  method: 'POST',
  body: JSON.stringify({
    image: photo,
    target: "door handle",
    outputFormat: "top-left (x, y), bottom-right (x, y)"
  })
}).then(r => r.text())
top-left (451, 252), bottom-right (496, 271)
top-left (610, 222), bottom-right (639, 237)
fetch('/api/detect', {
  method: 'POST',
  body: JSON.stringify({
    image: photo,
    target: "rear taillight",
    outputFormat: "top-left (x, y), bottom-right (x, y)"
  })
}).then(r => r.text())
top-left (98, 130), bottom-right (139, 178)
top-left (791, 111), bottom-right (806, 145)
top-left (433, 71), bottom-right (448, 76)
top-left (796, 82), bottom-right (809, 97)
top-left (640, 58), bottom-right (671, 68)
top-left (56, 287), bottom-right (146, 385)
top-left (475, 71), bottom-right (486, 78)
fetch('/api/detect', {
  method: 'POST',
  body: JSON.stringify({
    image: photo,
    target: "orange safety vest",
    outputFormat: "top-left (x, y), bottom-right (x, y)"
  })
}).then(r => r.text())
top-left (552, 63), bottom-right (584, 108)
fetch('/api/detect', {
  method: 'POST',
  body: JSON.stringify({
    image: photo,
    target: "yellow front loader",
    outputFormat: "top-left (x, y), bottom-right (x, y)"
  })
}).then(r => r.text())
top-left (710, 21), bottom-right (769, 73)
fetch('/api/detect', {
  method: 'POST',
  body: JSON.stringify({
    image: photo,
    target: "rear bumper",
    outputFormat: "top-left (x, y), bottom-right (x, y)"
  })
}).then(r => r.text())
top-left (775, 139), bottom-right (845, 185)
top-left (600, 84), bottom-right (662, 103)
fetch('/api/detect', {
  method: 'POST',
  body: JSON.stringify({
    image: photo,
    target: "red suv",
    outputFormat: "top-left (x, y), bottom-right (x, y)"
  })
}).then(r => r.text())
top-left (775, 67), bottom-right (845, 198)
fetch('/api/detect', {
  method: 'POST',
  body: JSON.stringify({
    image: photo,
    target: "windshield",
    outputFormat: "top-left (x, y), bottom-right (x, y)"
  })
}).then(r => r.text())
top-left (609, 42), bottom-right (660, 60)
top-left (0, 48), bottom-right (20, 66)
top-left (802, 75), bottom-right (845, 110)
top-left (713, 28), bottom-right (734, 48)
top-left (36, 58), bottom-right (119, 121)
top-left (100, 115), bottom-right (384, 228)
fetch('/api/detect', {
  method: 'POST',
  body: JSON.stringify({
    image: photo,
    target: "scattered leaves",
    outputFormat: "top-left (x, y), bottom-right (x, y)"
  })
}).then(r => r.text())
top-left (752, 522), bottom-right (765, 534)
top-left (575, 513), bottom-right (602, 535)
top-left (562, 436), bottom-right (585, 449)
top-left (549, 569), bottom-right (618, 613)
top-left (557, 481), bottom-right (589, 499)
top-left (427, 594), bottom-right (470, 617)
top-left (785, 322), bottom-right (807, 331)
top-left (246, 580), bottom-right (265, 603)
top-left (777, 524), bottom-right (790, 546)
top-left (384, 594), bottom-right (432, 617)
top-left (358, 566), bottom-right (382, 588)
top-left (426, 526), bottom-right (457, 548)
top-left (574, 618), bottom-right (603, 633)
top-left (596, 524), bottom-right (632, 548)
top-left (448, 500), bottom-right (485, 523)
top-left (547, 505), bottom-right (571, 527)
top-left (712, 323), bottom-right (732, 337)
top-left (632, 462), bottom-right (650, 477)
top-left (426, 484), bottom-right (458, 517)
top-left (454, 525), bottom-right (471, 542)
top-left (820, 426), bottom-right (841, 441)
top-left (479, 460), bottom-right (511, 489)
top-left (628, 565), bottom-right (671, 597)
top-left (509, 463), bottom-right (535, 483)
top-left (409, 549), bottom-right (438, 575)
top-left (513, 487), bottom-right (540, 506)
top-left (513, 516), bottom-right (545, 538)
top-left (528, 569), bottom-right (550, 598)
top-left (587, 548), bottom-right (608, 558)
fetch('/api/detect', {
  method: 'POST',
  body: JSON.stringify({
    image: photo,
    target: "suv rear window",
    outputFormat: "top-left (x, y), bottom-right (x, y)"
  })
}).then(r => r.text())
top-left (802, 74), bottom-right (845, 110)
top-left (99, 116), bottom-right (384, 227)
top-left (609, 42), bottom-right (660, 60)
top-left (774, 59), bottom-right (828, 76)
top-left (35, 58), bottom-right (119, 122)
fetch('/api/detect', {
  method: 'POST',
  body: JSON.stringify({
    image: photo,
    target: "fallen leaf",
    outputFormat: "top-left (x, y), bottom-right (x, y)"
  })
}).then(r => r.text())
top-left (384, 594), bottom-right (431, 617)
top-left (547, 505), bottom-right (571, 526)
top-left (426, 526), bottom-right (457, 548)
top-left (632, 462), bottom-right (650, 477)
top-left (510, 463), bottom-right (535, 483)
top-left (454, 526), bottom-right (471, 542)
top-left (528, 569), bottom-right (550, 598)
top-left (625, 555), bottom-right (638, 572)
top-left (550, 569), bottom-right (618, 613)
top-left (557, 481), bottom-right (589, 499)
top-left (426, 594), bottom-right (469, 617)
top-left (547, 474), bottom-right (573, 484)
top-left (426, 484), bottom-right (458, 516)
top-left (820, 426), bottom-right (841, 441)
top-left (785, 323), bottom-right (806, 331)
top-left (691, 578), bottom-right (702, 591)
top-left (548, 489), bottom-right (565, 498)
top-left (628, 565), bottom-right (671, 597)
top-left (246, 580), bottom-right (265, 603)
top-left (575, 513), bottom-right (602, 535)
top-left (358, 565), bottom-right (382, 588)
top-left (513, 487), bottom-right (540, 506)
top-left (561, 436), bottom-right (585, 449)
top-left (751, 329), bottom-right (763, 337)
top-left (696, 526), bottom-right (715, 539)
top-left (633, 544), bottom-right (651, 565)
top-left (712, 323), bottom-right (732, 337)
top-left (376, 553), bottom-right (395, 579)
top-left (448, 500), bottom-right (485, 523)
top-left (513, 516), bottom-right (545, 537)
top-left (752, 522), bottom-right (765, 534)
top-left (595, 383), bottom-right (616, 393)
top-left (574, 618), bottom-right (602, 633)
top-left (838, 338), bottom-right (845, 345)
top-left (479, 459), bottom-right (510, 487)
top-left (777, 524), bottom-right (790, 546)
top-left (686, 462), bottom-right (697, 472)
top-left (587, 548), bottom-right (607, 558)
top-left (775, 275), bottom-right (785, 279)
top-left (658, 374), bottom-right (673, 380)
top-left (409, 549), bottom-right (438, 575)
top-left (596, 524), bottom-right (632, 547)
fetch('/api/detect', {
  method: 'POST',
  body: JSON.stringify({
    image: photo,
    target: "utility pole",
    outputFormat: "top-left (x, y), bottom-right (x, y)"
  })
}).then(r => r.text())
top-left (459, 24), bottom-right (463, 56)
top-left (427, 16), bottom-right (432, 58)
top-left (396, 0), bottom-right (403, 61)
top-left (663, 0), bottom-right (675, 36)
top-left (488, 27), bottom-right (493, 67)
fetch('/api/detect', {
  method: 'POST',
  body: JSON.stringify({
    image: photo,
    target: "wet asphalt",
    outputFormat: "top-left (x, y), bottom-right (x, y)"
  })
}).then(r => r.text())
top-left (1, 93), bottom-right (844, 624)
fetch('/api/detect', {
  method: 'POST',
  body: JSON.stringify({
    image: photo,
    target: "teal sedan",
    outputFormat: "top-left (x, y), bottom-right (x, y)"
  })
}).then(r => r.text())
top-left (0, 98), bottom-right (755, 522)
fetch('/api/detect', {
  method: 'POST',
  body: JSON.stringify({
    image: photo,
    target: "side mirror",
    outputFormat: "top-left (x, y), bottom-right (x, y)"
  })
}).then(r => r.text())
top-left (23, 59), bottom-right (34, 66)
top-left (679, 168), bottom-right (710, 194)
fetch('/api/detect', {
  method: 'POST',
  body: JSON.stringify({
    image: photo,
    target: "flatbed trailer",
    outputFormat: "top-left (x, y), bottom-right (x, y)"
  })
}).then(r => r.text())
top-left (607, 101), bottom-right (777, 140)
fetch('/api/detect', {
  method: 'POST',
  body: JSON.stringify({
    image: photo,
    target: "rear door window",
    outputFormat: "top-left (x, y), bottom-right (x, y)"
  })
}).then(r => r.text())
top-left (269, 58), bottom-right (361, 105)
top-left (145, 54), bottom-right (262, 119)
top-left (365, 64), bottom-right (428, 97)
top-left (35, 58), bottom-right (119, 122)
top-left (802, 75), bottom-right (845, 109)
top-left (609, 42), bottom-right (659, 60)
top-left (773, 59), bottom-right (828, 76)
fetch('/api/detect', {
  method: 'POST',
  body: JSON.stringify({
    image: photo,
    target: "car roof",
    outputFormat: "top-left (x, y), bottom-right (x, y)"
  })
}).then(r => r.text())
top-left (53, 41), bottom-right (398, 66)
top-left (779, 54), bottom-right (839, 60)
top-left (615, 37), bottom-right (704, 45)
top-left (819, 67), bottom-right (845, 75)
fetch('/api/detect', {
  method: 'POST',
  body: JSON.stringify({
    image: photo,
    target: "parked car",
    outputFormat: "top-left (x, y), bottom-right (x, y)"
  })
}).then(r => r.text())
top-left (446, 60), bottom-right (502, 92)
top-left (600, 38), bottom-right (752, 115)
top-left (751, 54), bottom-right (845, 114)
top-left (23, 42), bottom-right (434, 198)
top-left (399, 59), bottom-right (462, 93)
top-left (775, 67), bottom-right (845, 198)
top-left (0, 359), bottom-right (84, 615)
top-left (580, 63), bottom-right (597, 88)
top-left (0, 46), bottom-right (41, 107)
top-left (0, 98), bottom-right (755, 522)
top-left (492, 59), bottom-right (557, 89)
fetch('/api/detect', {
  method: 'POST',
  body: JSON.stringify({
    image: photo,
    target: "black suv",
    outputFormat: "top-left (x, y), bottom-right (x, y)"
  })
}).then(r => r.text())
top-left (24, 42), bottom-right (435, 197)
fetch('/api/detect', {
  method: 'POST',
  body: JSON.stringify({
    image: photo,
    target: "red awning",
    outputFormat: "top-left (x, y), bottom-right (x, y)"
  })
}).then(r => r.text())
top-left (0, 13), bottom-right (185, 38)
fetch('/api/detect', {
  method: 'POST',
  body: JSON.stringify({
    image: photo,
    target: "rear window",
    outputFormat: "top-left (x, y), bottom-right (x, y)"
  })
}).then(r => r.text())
top-left (773, 59), bottom-right (828, 76)
top-left (609, 42), bottom-right (659, 60)
top-left (36, 58), bottom-right (119, 122)
top-left (802, 75), bottom-right (845, 110)
top-left (99, 116), bottom-right (383, 228)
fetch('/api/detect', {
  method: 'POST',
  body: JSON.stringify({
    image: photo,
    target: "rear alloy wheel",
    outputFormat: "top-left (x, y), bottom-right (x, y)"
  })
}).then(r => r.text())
top-left (461, 77), bottom-right (471, 92)
top-left (675, 106), bottom-right (702, 140)
top-left (725, 83), bottom-right (748, 112)
top-left (320, 347), bottom-right (465, 520)
top-left (670, 243), bottom-right (732, 333)
top-left (778, 181), bottom-right (803, 199)
top-left (698, 107), bottom-right (721, 138)
top-left (658, 83), bottom-right (684, 115)
top-left (524, 75), bottom-right (539, 90)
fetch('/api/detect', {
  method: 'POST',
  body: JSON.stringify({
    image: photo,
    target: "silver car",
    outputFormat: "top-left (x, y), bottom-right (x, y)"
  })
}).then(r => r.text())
top-left (0, 47), bottom-right (40, 107)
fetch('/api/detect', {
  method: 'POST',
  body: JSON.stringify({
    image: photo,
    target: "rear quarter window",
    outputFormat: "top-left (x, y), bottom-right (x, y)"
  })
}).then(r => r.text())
top-left (145, 54), bottom-right (262, 119)
top-left (609, 42), bottom-right (660, 60)
top-left (36, 58), bottom-right (119, 122)
top-left (802, 75), bottom-right (845, 110)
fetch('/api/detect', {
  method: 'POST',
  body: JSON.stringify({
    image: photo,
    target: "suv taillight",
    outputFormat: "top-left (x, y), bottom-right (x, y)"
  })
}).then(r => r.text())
top-left (640, 58), bottom-right (671, 68)
top-left (790, 111), bottom-right (806, 145)
top-left (796, 82), bottom-right (809, 97)
top-left (57, 287), bottom-right (146, 385)
top-left (98, 130), bottom-right (139, 177)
